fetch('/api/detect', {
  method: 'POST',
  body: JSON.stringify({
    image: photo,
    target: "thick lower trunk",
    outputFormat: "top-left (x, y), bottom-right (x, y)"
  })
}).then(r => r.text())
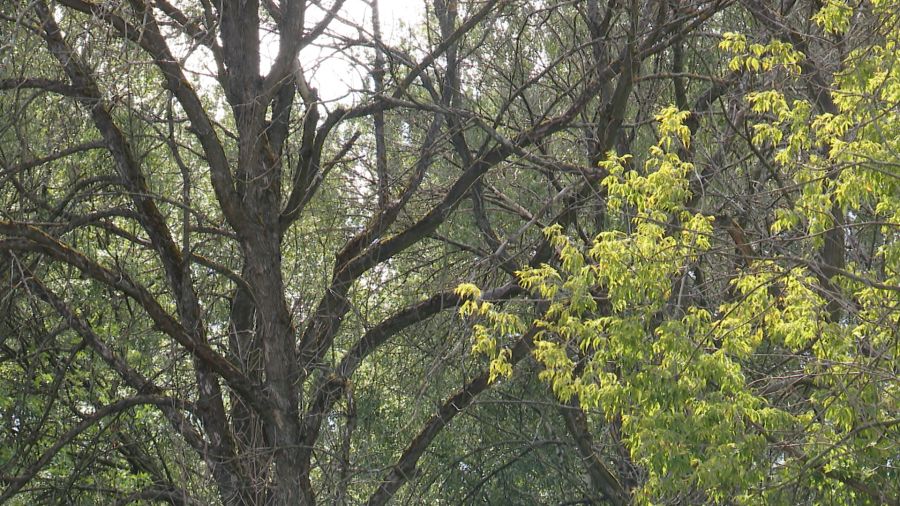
top-left (271, 450), bottom-right (315, 505)
top-left (222, 278), bottom-right (313, 505)
top-left (238, 199), bottom-right (310, 504)
top-left (228, 282), bottom-right (270, 504)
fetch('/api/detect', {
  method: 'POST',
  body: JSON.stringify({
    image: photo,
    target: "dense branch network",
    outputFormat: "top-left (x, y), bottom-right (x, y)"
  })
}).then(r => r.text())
top-left (1, 0), bottom-right (897, 504)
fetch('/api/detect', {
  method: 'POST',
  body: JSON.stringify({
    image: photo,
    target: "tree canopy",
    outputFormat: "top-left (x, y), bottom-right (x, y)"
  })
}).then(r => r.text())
top-left (1, 0), bottom-right (898, 504)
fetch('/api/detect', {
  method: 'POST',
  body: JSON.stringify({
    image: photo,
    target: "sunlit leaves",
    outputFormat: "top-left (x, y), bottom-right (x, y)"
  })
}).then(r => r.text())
top-left (719, 33), bottom-right (803, 74)
top-left (459, 53), bottom-right (900, 499)
top-left (813, 0), bottom-right (853, 35)
top-left (457, 285), bottom-right (524, 383)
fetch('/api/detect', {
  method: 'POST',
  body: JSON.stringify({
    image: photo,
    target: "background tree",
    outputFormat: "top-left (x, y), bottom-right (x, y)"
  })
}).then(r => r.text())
top-left (1, 0), bottom-right (897, 504)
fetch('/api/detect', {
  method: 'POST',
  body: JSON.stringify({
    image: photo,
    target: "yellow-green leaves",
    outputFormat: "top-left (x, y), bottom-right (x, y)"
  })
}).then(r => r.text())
top-left (454, 282), bottom-right (482, 300)
top-left (718, 32), bottom-right (747, 53)
top-left (592, 109), bottom-right (713, 314)
top-left (458, 69), bottom-right (898, 499)
top-left (602, 108), bottom-right (695, 222)
top-left (656, 106), bottom-right (692, 150)
top-left (812, 0), bottom-right (853, 35)
top-left (456, 283), bottom-right (524, 383)
top-left (719, 33), bottom-right (803, 74)
top-left (460, 105), bottom-right (793, 500)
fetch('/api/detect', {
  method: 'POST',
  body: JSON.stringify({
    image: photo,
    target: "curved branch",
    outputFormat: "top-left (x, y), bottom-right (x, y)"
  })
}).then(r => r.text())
top-left (300, 282), bottom-right (522, 463)
top-left (0, 77), bottom-right (83, 97)
top-left (0, 139), bottom-right (105, 183)
top-left (365, 327), bottom-right (537, 506)
top-left (559, 401), bottom-right (629, 505)
top-left (55, 0), bottom-right (245, 232)
top-left (0, 395), bottom-right (192, 502)
top-left (0, 223), bottom-right (271, 418)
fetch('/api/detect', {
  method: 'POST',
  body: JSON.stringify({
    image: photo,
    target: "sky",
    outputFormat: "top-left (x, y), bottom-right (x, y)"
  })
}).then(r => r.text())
top-left (266, 0), bottom-right (427, 103)
top-left (177, 0), bottom-right (427, 119)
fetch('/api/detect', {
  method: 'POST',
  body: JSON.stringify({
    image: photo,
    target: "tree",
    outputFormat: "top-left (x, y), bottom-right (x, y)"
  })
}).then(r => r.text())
top-left (1, 0), bottom-right (897, 504)
top-left (460, 1), bottom-right (900, 503)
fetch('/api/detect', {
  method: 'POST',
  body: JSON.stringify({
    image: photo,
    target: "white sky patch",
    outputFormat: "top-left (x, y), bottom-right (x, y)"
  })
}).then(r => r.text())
top-left (173, 1), bottom-right (424, 120)
top-left (261, 0), bottom-right (426, 103)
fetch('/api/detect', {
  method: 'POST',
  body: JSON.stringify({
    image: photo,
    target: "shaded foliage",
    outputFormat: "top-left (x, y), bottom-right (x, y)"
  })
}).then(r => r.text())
top-left (1, 0), bottom-right (897, 504)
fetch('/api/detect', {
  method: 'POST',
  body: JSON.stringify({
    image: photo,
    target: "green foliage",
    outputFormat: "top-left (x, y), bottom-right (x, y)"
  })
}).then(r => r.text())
top-left (4, 0), bottom-right (899, 503)
top-left (460, 14), bottom-right (900, 495)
